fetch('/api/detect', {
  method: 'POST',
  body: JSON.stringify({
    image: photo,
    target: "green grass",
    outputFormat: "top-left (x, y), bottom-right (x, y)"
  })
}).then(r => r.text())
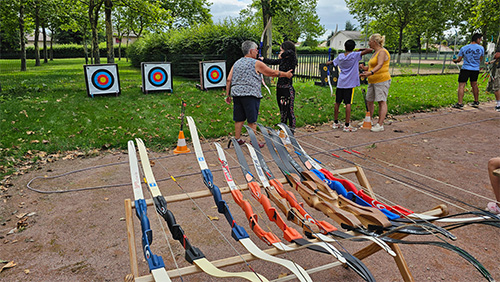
top-left (0, 58), bottom-right (494, 178)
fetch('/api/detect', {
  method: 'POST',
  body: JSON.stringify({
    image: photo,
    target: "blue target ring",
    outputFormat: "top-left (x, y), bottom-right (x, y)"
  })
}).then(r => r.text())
top-left (91, 69), bottom-right (114, 90)
top-left (206, 65), bottom-right (223, 84)
top-left (148, 67), bottom-right (168, 87)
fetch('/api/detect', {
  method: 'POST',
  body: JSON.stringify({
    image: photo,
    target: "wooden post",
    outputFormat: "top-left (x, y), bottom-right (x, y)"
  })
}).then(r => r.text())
top-left (124, 199), bottom-right (139, 279)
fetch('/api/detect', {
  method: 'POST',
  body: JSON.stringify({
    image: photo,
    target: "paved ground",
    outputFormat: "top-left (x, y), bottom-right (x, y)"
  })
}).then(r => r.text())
top-left (1, 101), bottom-right (499, 281)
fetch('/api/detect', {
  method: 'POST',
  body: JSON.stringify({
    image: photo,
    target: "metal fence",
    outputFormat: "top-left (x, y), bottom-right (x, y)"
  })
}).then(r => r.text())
top-left (265, 51), bottom-right (465, 81)
top-left (0, 52), bottom-right (471, 78)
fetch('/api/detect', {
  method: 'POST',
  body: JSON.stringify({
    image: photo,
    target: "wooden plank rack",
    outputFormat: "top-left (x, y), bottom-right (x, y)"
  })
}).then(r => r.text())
top-left (124, 166), bottom-right (447, 282)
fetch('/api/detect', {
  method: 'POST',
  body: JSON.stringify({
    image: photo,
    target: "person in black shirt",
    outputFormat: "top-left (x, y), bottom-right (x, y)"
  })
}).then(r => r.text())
top-left (261, 41), bottom-right (298, 132)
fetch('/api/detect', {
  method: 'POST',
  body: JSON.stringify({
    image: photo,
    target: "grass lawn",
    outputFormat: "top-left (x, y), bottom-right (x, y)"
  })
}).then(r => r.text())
top-left (0, 58), bottom-right (495, 178)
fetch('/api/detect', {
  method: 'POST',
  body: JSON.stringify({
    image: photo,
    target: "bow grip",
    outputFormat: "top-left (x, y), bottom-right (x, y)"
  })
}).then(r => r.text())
top-left (202, 169), bottom-right (226, 213)
top-left (135, 199), bottom-right (153, 245)
top-left (311, 169), bottom-right (348, 197)
top-left (144, 245), bottom-right (166, 270)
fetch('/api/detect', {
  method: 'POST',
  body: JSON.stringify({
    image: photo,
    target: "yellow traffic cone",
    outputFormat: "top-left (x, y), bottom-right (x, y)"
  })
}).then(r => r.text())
top-left (173, 130), bottom-right (191, 154)
top-left (361, 111), bottom-right (372, 129)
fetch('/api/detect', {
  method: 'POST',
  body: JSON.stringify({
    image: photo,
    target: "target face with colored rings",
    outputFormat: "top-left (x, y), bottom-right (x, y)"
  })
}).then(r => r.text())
top-left (206, 65), bottom-right (224, 84)
top-left (91, 69), bottom-right (114, 90)
top-left (148, 67), bottom-right (168, 87)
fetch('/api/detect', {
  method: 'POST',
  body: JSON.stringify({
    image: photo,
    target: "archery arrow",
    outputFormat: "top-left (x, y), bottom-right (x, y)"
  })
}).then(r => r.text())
top-left (186, 116), bottom-right (314, 281)
top-left (127, 140), bottom-right (171, 282)
top-left (134, 138), bottom-right (268, 281)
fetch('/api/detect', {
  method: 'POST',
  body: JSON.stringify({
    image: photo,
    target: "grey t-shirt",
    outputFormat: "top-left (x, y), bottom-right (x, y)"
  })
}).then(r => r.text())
top-left (230, 57), bottom-right (262, 98)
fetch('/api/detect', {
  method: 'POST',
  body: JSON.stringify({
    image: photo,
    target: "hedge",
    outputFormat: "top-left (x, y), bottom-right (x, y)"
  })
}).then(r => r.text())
top-left (1, 43), bottom-right (129, 59)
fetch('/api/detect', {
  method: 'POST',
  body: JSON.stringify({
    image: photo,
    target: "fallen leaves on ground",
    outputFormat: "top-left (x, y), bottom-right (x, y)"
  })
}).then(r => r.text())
top-left (0, 261), bottom-right (16, 273)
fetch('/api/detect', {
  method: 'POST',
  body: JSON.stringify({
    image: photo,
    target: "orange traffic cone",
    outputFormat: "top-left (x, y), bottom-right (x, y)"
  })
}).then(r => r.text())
top-left (361, 111), bottom-right (372, 129)
top-left (173, 130), bottom-right (191, 154)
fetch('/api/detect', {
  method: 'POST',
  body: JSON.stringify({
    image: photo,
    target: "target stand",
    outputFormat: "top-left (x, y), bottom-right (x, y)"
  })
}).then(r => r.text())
top-left (316, 63), bottom-right (339, 87)
top-left (197, 60), bottom-right (226, 91)
top-left (83, 64), bottom-right (121, 97)
top-left (141, 62), bottom-right (173, 94)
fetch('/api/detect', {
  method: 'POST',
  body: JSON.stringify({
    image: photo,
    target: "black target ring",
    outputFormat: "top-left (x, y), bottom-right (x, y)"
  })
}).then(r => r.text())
top-left (91, 69), bottom-right (114, 90)
top-left (206, 65), bottom-right (224, 84)
top-left (148, 67), bottom-right (168, 87)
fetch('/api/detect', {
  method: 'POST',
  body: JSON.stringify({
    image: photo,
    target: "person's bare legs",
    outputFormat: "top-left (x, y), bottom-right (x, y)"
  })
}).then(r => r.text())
top-left (457, 82), bottom-right (466, 104)
top-left (377, 101), bottom-right (387, 126)
top-left (234, 121), bottom-right (244, 139)
top-left (488, 157), bottom-right (500, 206)
top-left (345, 104), bottom-right (351, 125)
top-left (367, 101), bottom-right (375, 120)
top-left (334, 103), bottom-right (340, 122)
top-left (471, 81), bottom-right (479, 103)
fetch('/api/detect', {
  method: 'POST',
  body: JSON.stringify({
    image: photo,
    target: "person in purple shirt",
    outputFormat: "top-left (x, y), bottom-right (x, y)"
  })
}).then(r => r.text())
top-left (327, 40), bottom-right (373, 132)
top-left (452, 33), bottom-right (484, 108)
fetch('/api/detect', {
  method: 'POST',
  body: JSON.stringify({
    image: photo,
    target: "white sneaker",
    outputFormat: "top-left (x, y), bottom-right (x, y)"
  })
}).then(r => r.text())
top-left (343, 125), bottom-right (357, 132)
top-left (370, 124), bottom-right (384, 132)
top-left (487, 202), bottom-right (500, 214)
top-left (332, 122), bottom-right (341, 129)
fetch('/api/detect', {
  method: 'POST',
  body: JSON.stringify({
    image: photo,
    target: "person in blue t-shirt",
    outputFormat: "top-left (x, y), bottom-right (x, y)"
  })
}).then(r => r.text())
top-left (327, 40), bottom-right (373, 132)
top-left (452, 33), bottom-right (484, 108)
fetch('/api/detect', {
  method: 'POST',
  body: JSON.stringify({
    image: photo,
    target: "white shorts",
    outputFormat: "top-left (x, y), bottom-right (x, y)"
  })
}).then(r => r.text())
top-left (367, 79), bottom-right (391, 102)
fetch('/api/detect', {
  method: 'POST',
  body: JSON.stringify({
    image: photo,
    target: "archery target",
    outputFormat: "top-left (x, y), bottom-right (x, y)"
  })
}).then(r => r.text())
top-left (84, 64), bottom-right (121, 97)
top-left (141, 62), bottom-right (173, 93)
top-left (200, 60), bottom-right (226, 90)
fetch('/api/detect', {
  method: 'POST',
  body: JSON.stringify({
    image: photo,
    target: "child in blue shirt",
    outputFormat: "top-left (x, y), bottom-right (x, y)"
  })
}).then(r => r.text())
top-left (452, 33), bottom-right (484, 108)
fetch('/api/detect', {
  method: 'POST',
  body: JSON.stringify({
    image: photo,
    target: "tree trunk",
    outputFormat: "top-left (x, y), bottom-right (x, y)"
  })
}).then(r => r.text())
top-left (42, 25), bottom-right (48, 63)
top-left (105, 0), bottom-right (114, 63)
top-left (89, 0), bottom-right (103, 64)
top-left (34, 0), bottom-right (41, 67)
top-left (397, 26), bottom-right (403, 64)
top-left (19, 0), bottom-right (27, 71)
top-left (49, 28), bottom-right (54, 61)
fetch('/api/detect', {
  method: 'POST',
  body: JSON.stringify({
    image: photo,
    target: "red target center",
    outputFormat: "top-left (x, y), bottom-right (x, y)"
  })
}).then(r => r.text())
top-left (153, 73), bottom-right (163, 82)
top-left (210, 71), bottom-right (220, 80)
top-left (97, 75), bottom-right (109, 85)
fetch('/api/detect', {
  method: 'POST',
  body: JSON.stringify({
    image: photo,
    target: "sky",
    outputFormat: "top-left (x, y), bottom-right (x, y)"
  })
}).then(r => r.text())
top-left (208, 0), bottom-right (359, 40)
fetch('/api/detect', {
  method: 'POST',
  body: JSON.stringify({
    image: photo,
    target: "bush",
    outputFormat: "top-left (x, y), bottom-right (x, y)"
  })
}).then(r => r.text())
top-left (1, 43), bottom-right (129, 59)
top-left (127, 22), bottom-right (259, 77)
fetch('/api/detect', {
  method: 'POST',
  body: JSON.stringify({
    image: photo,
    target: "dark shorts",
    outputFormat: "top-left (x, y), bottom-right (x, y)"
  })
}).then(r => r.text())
top-left (458, 69), bottom-right (479, 83)
top-left (335, 88), bottom-right (354, 104)
top-left (233, 96), bottom-right (260, 123)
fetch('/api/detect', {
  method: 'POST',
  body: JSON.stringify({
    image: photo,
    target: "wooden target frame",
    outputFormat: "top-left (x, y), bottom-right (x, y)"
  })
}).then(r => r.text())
top-left (141, 62), bottom-right (173, 94)
top-left (83, 64), bottom-right (121, 97)
top-left (198, 60), bottom-right (226, 90)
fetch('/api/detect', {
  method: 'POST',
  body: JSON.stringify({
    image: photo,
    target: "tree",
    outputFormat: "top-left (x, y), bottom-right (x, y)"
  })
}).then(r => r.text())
top-left (346, 0), bottom-right (454, 63)
top-left (469, 0), bottom-right (500, 92)
top-left (158, 0), bottom-right (212, 28)
top-left (345, 20), bottom-right (356, 31)
top-left (244, 0), bottom-right (324, 45)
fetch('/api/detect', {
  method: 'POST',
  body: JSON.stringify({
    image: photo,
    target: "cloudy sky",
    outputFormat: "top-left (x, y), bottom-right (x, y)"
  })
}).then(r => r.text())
top-left (208, 0), bottom-right (359, 40)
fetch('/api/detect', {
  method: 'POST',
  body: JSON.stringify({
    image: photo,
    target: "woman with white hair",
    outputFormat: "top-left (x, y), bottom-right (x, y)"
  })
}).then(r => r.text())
top-left (225, 40), bottom-right (293, 146)
top-left (359, 33), bottom-right (391, 132)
